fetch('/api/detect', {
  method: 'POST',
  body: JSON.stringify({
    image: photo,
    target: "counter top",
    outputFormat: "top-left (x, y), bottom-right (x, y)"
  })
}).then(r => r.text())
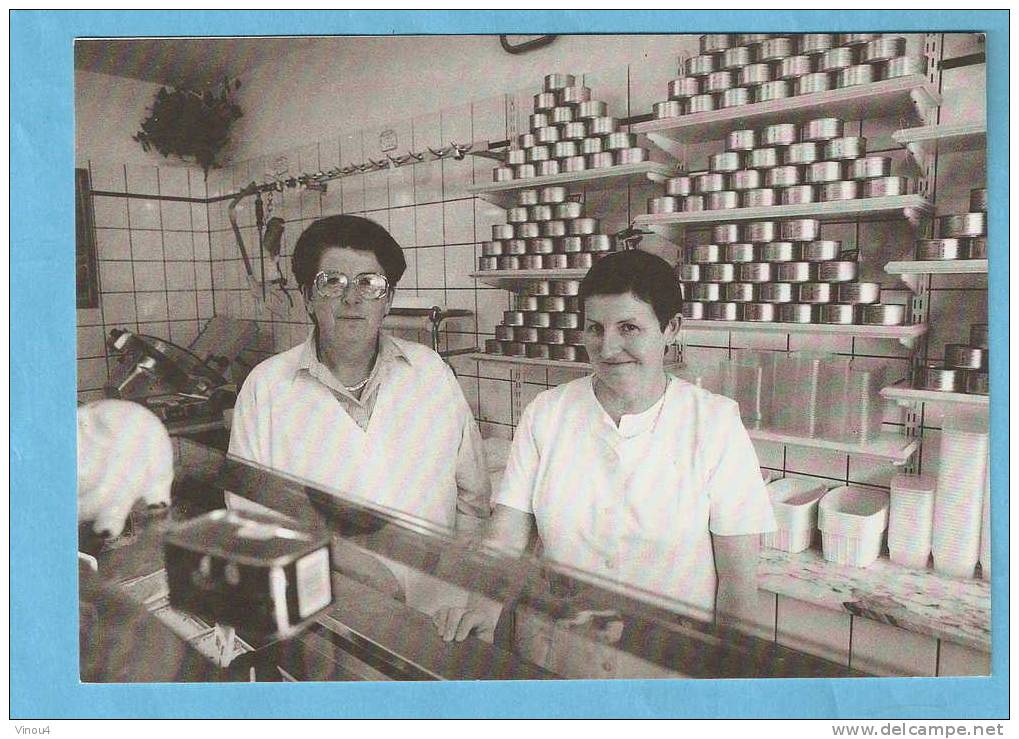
top-left (758, 549), bottom-right (991, 653)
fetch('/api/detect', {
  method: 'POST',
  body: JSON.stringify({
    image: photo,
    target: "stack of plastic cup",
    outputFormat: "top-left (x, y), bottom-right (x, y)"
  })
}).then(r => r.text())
top-left (979, 452), bottom-right (991, 579)
top-left (888, 474), bottom-right (935, 569)
top-left (932, 418), bottom-right (989, 578)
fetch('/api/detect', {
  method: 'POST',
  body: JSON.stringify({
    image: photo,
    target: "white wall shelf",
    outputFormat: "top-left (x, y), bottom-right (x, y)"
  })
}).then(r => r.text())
top-left (885, 259), bottom-right (988, 292)
top-left (471, 268), bottom-right (588, 289)
top-left (881, 382), bottom-right (989, 410)
top-left (633, 76), bottom-right (940, 145)
top-left (893, 121), bottom-right (986, 164)
top-left (467, 162), bottom-right (676, 208)
top-left (680, 319), bottom-right (927, 349)
top-left (467, 352), bottom-right (683, 374)
top-left (748, 428), bottom-right (919, 465)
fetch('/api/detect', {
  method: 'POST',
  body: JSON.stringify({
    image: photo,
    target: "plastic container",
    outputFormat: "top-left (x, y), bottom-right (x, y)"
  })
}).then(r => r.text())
top-left (718, 351), bottom-right (780, 429)
top-left (818, 486), bottom-right (889, 567)
top-left (889, 474), bottom-right (935, 569)
top-left (818, 358), bottom-right (888, 444)
top-left (762, 477), bottom-right (829, 553)
top-left (933, 418), bottom-right (989, 579)
top-left (771, 352), bottom-right (830, 437)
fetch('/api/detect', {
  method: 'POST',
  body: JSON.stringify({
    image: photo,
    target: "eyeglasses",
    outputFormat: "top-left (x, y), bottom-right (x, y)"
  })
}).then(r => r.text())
top-left (313, 270), bottom-right (390, 300)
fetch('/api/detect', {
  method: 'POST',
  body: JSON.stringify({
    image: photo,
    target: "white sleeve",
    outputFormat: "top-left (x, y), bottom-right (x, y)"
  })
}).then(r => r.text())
top-left (491, 398), bottom-right (541, 514)
top-left (225, 373), bottom-right (272, 514)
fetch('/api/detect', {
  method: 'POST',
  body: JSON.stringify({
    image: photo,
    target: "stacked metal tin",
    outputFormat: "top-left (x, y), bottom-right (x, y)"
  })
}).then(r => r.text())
top-left (650, 116), bottom-right (908, 216)
top-left (914, 188), bottom-right (988, 260)
top-left (483, 279), bottom-right (589, 361)
top-left (677, 217), bottom-right (906, 326)
top-left (653, 34), bottom-right (926, 119)
top-left (478, 186), bottom-right (617, 272)
top-left (912, 323), bottom-right (988, 395)
top-left (492, 73), bottom-right (650, 182)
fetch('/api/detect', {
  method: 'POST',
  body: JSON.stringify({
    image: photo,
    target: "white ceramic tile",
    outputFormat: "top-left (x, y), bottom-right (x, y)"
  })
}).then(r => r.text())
top-left (135, 292), bottom-right (168, 322)
top-left (457, 375), bottom-right (481, 419)
top-left (416, 247), bottom-right (445, 290)
top-left (194, 262), bottom-right (212, 290)
top-left (77, 307), bottom-right (102, 327)
top-left (167, 291), bottom-right (198, 320)
top-left (196, 291), bottom-right (215, 319)
top-left (442, 158), bottom-right (474, 200)
top-left (776, 595), bottom-right (851, 665)
top-left (412, 113), bottom-right (442, 151)
top-left (750, 439), bottom-right (785, 470)
top-left (444, 330), bottom-right (478, 354)
top-left (101, 293), bottom-right (136, 324)
top-left (363, 170), bottom-right (389, 211)
top-left (162, 230), bottom-right (193, 261)
top-left (682, 328), bottom-right (729, 348)
top-left (471, 95), bottom-right (506, 143)
top-left (937, 640), bottom-right (991, 676)
top-left (478, 377), bottom-right (512, 426)
top-left (129, 229), bottom-right (163, 261)
top-left (444, 244), bottom-right (477, 289)
top-left (442, 288), bottom-right (477, 332)
top-left (92, 196), bottom-right (128, 229)
top-left (847, 454), bottom-right (898, 489)
top-left (443, 199), bottom-right (475, 245)
top-left (341, 173), bottom-right (365, 213)
top-left (788, 333), bottom-right (853, 354)
top-left (414, 161), bottom-right (443, 204)
top-left (128, 198), bottom-right (161, 230)
top-left (126, 164), bottom-right (159, 195)
top-left (76, 325), bottom-right (106, 359)
top-left (320, 183), bottom-right (343, 216)
top-left (364, 209), bottom-right (390, 232)
top-left (299, 189), bottom-right (322, 221)
top-left (398, 248), bottom-right (417, 291)
top-left (517, 382), bottom-right (545, 423)
top-left (415, 202), bottom-right (445, 247)
top-left (165, 262), bottom-right (196, 291)
top-left (138, 321), bottom-right (171, 341)
top-left (134, 265), bottom-right (167, 292)
top-left (99, 261), bottom-right (134, 293)
top-left (730, 332), bottom-right (788, 351)
top-left (388, 166), bottom-right (415, 208)
top-left (476, 289), bottom-right (509, 335)
top-left (850, 617), bottom-right (937, 676)
top-left (204, 168), bottom-right (231, 200)
top-left (441, 103), bottom-right (472, 148)
top-left (169, 320), bottom-right (200, 349)
top-left (95, 228), bottom-right (131, 261)
top-left (628, 49), bottom-right (684, 119)
top-left (319, 138), bottom-right (341, 171)
top-left (784, 446), bottom-right (848, 481)
top-left (187, 168), bottom-right (207, 199)
top-left (386, 206), bottom-right (416, 250)
top-left (583, 62), bottom-right (629, 121)
top-left (77, 358), bottom-right (109, 391)
top-left (158, 167), bottom-right (189, 198)
top-left (88, 161), bottom-right (125, 192)
top-left (474, 199), bottom-right (504, 237)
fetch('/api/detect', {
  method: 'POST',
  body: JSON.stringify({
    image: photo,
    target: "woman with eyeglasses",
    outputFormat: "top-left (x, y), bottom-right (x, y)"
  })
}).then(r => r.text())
top-left (227, 215), bottom-right (491, 612)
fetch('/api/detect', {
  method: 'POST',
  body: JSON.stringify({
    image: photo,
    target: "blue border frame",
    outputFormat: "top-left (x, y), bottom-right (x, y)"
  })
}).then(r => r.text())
top-left (11, 10), bottom-right (1008, 718)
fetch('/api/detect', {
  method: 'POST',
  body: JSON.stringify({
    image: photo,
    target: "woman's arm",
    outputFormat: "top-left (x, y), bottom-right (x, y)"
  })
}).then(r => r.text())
top-left (711, 532), bottom-right (762, 632)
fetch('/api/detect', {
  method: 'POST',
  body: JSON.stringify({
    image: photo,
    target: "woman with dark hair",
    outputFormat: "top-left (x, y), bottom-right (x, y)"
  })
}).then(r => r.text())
top-left (435, 249), bottom-right (775, 650)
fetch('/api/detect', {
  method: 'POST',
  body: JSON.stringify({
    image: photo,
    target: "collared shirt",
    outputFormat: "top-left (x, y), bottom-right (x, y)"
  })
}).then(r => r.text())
top-left (494, 374), bottom-right (776, 621)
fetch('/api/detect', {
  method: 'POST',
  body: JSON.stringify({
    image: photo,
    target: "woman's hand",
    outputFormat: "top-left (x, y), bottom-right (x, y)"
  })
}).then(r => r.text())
top-left (432, 604), bottom-right (498, 643)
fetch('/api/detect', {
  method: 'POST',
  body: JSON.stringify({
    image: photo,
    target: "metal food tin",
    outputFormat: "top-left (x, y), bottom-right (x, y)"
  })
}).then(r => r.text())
top-left (554, 202), bottom-right (584, 220)
top-left (704, 263), bottom-right (737, 283)
top-left (540, 186), bottom-right (568, 204)
top-left (816, 260), bottom-right (858, 282)
top-left (538, 328), bottom-right (567, 345)
top-left (779, 55), bottom-right (815, 80)
top-left (705, 71), bottom-right (736, 93)
top-left (825, 136), bottom-right (867, 160)
top-left (713, 224), bottom-right (742, 244)
top-left (970, 188), bottom-right (988, 212)
top-left (883, 56), bottom-right (927, 79)
top-left (839, 33), bottom-right (880, 46)
top-left (795, 72), bottom-right (833, 95)
top-left (526, 281), bottom-right (552, 296)
top-left (819, 304), bottom-right (858, 324)
top-left (748, 147), bottom-right (781, 168)
top-left (806, 162), bottom-right (845, 184)
top-left (744, 188), bottom-right (777, 207)
top-left (710, 152), bottom-right (744, 173)
top-left (746, 220), bottom-right (778, 243)
top-left (504, 240), bottom-right (527, 255)
top-left (776, 261), bottom-right (815, 283)
top-left (915, 238), bottom-right (967, 260)
top-left (568, 218), bottom-right (599, 236)
top-left (744, 303), bottom-right (777, 322)
top-left (966, 372), bottom-right (989, 396)
top-left (527, 238), bottom-right (556, 255)
top-left (541, 220), bottom-right (568, 238)
top-left (503, 342), bottom-right (527, 356)
top-left (545, 254), bottom-right (571, 269)
top-left (721, 88), bottom-right (752, 108)
top-left (969, 237), bottom-right (988, 259)
top-left (506, 149), bottom-right (528, 166)
top-left (666, 176), bottom-right (695, 196)
top-left (615, 147), bottom-right (649, 165)
top-left (685, 54), bottom-right (718, 77)
top-left (721, 46), bottom-right (755, 70)
top-left (515, 294), bottom-right (541, 311)
top-left (517, 189), bottom-right (540, 206)
top-left (725, 129), bottom-right (756, 152)
top-left (562, 155), bottom-right (587, 173)
top-left (494, 325), bottom-right (515, 341)
top-left (861, 36), bottom-right (906, 63)
top-left (819, 47), bottom-right (856, 72)
top-left (739, 33), bottom-right (773, 44)
top-left (514, 326), bottom-right (540, 343)
top-left (517, 133), bottom-right (538, 149)
top-left (681, 302), bottom-right (706, 319)
top-left (726, 282), bottom-right (758, 302)
top-left (801, 117), bottom-right (844, 142)
top-left (707, 302), bottom-right (740, 321)
top-left (780, 303), bottom-right (816, 323)
top-left (484, 339), bottom-right (503, 354)
top-left (558, 85), bottom-right (591, 106)
top-left (766, 165), bottom-right (803, 188)
top-left (588, 116), bottom-right (618, 136)
top-left (527, 145), bottom-right (552, 163)
top-left (604, 132), bottom-right (637, 151)
top-left (478, 256), bottom-right (499, 270)
top-left (585, 235), bottom-right (613, 252)
top-left (516, 223), bottom-right (540, 239)
top-left (801, 240), bottom-right (843, 261)
top-left (697, 172), bottom-right (729, 193)
top-left (560, 236), bottom-right (584, 253)
top-left (536, 296), bottom-right (566, 312)
top-left (561, 121), bottom-right (588, 140)
top-left (535, 126), bottom-right (561, 145)
top-left (915, 365), bottom-right (959, 392)
top-left (567, 253), bottom-right (594, 269)
top-left (492, 224), bottom-right (515, 240)
top-left (940, 213), bottom-right (986, 238)
top-left (759, 37), bottom-right (795, 62)
top-left (551, 141), bottom-right (578, 159)
top-left (731, 169), bottom-right (763, 191)
top-left (545, 73), bottom-right (576, 92)
top-left (678, 264), bottom-right (701, 282)
top-left (755, 80), bottom-right (792, 102)
top-left (785, 142), bottom-right (822, 165)
top-left (839, 64), bottom-right (876, 88)
top-left (537, 160), bottom-right (560, 177)
top-left (837, 282), bottom-right (881, 304)
top-left (525, 344), bottom-right (551, 359)
top-left (700, 33), bottom-right (733, 54)
top-left (648, 196), bottom-right (680, 215)
top-left (799, 33), bottom-right (835, 55)
top-left (528, 204), bottom-right (554, 222)
top-left (654, 100), bottom-right (684, 119)
top-left (850, 156), bottom-right (892, 180)
top-left (687, 93), bottom-right (718, 113)
top-left (550, 345), bottom-right (583, 361)
top-left (782, 184), bottom-right (817, 205)
top-left (683, 195), bottom-right (706, 212)
top-left (669, 76), bottom-right (702, 99)
top-left (726, 242), bottom-right (757, 262)
top-left (551, 106), bottom-right (575, 125)
top-left (504, 310), bottom-right (526, 326)
top-left (739, 262), bottom-right (774, 283)
top-left (707, 191), bottom-right (741, 210)
top-left (689, 243), bottom-right (722, 263)
top-left (861, 304), bottom-right (905, 326)
top-left (514, 164), bottom-right (537, 179)
top-left (691, 283), bottom-right (722, 302)
top-left (863, 176), bottom-right (907, 198)
top-left (576, 100), bottom-right (608, 120)
top-left (760, 241), bottom-right (799, 262)
top-left (523, 311), bottom-right (553, 328)
top-left (763, 123), bottom-right (800, 146)
top-left (579, 137), bottom-right (603, 155)
top-left (552, 310), bottom-right (582, 327)
top-left (587, 152), bottom-right (615, 169)
top-left (493, 167), bottom-right (515, 182)
top-left (781, 218), bottom-right (820, 241)
top-left (760, 283), bottom-right (796, 303)
top-left (971, 323), bottom-right (989, 348)
top-left (739, 63), bottom-right (773, 86)
top-left (798, 282), bottom-right (833, 303)
top-left (481, 241), bottom-right (505, 257)
top-left (533, 92), bottom-right (557, 112)
top-left (945, 344), bottom-right (987, 370)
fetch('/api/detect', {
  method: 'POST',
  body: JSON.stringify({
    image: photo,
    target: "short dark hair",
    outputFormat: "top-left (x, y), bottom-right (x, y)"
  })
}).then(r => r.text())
top-left (579, 250), bottom-right (683, 329)
top-left (292, 215), bottom-right (407, 290)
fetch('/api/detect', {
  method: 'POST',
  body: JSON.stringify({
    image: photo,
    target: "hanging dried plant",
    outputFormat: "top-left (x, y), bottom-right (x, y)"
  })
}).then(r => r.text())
top-left (133, 77), bottom-right (243, 177)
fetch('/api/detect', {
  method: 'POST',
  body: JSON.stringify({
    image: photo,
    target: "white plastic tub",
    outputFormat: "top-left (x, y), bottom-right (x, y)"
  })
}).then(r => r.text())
top-left (818, 485), bottom-right (889, 567)
top-left (761, 477), bottom-right (828, 553)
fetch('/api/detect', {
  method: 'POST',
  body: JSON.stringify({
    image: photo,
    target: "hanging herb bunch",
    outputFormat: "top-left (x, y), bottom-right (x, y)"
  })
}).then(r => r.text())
top-left (133, 77), bottom-right (243, 177)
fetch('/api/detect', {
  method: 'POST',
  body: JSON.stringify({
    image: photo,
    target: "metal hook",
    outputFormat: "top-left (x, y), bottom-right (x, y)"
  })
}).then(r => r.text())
top-left (450, 141), bottom-right (473, 160)
top-left (406, 150), bottom-right (425, 162)
top-left (427, 145), bottom-right (450, 159)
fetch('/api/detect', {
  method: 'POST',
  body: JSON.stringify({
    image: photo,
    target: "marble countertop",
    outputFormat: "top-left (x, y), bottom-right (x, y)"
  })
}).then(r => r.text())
top-left (758, 548), bottom-right (991, 653)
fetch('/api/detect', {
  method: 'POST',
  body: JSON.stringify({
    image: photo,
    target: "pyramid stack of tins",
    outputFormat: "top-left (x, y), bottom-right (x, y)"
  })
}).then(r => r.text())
top-left (482, 279), bottom-right (589, 362)
top-left (650, 115), bottom-right (909, 218)
top-left (888, 474), bottom-right (936, 569)
top-left (817, 485), bottom-right (889, 568)
top-left (477, 186), bottom-right (618, 272)
top-left (932, 418), bottom-right (989, 579)
top-left (492, 73), bottom-right (650, 182)
top-left (675, 219), bottom-right (904, 326)
top-left (761, 477), bottom-right (829, 553)
top-left (914, 188), bottom-right (989, 261)
top-left (912, 322), bottom-right (988, 395)
top-left (652, 34), bottom-right (925, 120)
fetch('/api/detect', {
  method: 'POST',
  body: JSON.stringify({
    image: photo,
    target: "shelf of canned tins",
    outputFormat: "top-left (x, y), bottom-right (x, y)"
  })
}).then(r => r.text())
top-left (633, 75), bottom-right (939, 145)
top-left (892, 121), bottom-right (987, 163)
top-left (885, 259), bottom-right (988, 293)
top-left (471, 268), bottom-right (588, 289)
top-left (465, 352), bottom-right (685, 374)
top-left (679, 319), bottom-right (927, 348)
